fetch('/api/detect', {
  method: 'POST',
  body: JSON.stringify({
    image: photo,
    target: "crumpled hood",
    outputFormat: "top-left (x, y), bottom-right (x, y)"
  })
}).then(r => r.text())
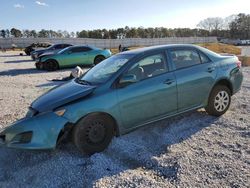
top-left (32, 80), bottom-right (96, 112)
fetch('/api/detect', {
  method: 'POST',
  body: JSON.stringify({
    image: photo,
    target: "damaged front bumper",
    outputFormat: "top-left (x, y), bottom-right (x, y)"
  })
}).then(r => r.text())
top-left (0, 112), bottom-right (68, 150)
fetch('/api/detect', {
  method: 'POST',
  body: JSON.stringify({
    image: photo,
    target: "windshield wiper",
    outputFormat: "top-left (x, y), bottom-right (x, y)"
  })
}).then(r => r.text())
top-left (75, 78), bottom-right (92, 85)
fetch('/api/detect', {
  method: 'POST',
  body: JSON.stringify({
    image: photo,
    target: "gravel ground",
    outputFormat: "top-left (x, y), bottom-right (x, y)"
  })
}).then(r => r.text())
top-left (0, 51), bottom-right (249, 188)
top-left (241, 46), bottom-right (250, 56)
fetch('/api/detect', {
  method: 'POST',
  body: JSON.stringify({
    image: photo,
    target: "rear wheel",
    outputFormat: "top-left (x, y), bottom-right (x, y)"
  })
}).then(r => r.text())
top-left (45, 59), bottom-right (59, 71)
top-left (205, 85), bottom-right (231, 116)
top-left (73, 114), bottom-right (115, 155)
top-left (94, 56), bottom-right (105, 65)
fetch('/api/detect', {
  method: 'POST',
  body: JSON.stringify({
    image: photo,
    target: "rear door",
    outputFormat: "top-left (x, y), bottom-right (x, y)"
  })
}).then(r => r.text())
top-left (116, 52), bottom-right (177, 129)
top-left (168, 47), bottom-right (217, 111)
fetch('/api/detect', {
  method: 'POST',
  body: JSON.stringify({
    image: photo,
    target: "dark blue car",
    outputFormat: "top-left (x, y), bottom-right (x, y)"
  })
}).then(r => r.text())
top-left (30, 43), bottom-right (72, 60)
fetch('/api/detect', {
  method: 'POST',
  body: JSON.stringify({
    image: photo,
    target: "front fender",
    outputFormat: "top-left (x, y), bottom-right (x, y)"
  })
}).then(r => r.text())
top-left (0, 112), bottom-right (68, 150)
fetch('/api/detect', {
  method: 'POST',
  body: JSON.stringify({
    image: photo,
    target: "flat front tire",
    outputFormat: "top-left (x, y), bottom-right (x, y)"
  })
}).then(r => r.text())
top-left (205, 85), bottom-right (231, 116)
top-left (73, 114), bottom-right (115, 155)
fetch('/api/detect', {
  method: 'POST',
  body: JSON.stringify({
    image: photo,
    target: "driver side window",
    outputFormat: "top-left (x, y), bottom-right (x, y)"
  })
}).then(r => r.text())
top-left (125, 53), bottom-right (168, 82)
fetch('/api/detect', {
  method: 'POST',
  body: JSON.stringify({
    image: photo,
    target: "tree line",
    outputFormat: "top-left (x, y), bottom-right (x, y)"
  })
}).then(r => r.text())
top-left (0, 13), bottom-right (249, 39)
top-left (0, 29), bottom-right (75, 38)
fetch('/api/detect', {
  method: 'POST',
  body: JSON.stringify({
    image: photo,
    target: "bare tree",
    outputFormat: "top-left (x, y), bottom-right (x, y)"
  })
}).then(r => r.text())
top-left (223, 15), bottom-right (237, 29)
top-left (70, 31), bottom-right (75, 38)
top-left (197, 17), bottom-right (223, 31)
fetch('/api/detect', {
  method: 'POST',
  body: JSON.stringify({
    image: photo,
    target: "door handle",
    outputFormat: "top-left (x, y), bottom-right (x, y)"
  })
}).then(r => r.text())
top-left (164, 79), bottom-right (175, 85)
top-left (207, 67), bottom-right (215, 73)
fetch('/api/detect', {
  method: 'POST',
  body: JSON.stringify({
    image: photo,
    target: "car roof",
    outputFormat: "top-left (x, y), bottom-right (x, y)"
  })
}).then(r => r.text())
top-left (120, 44), bottom-right (221, 61)
top-left (120, 44), bottom-right (202, 55)
top-left (52, 43), bottom-right (72, 46)
top-left (68, 45), bottom-right (99, 49)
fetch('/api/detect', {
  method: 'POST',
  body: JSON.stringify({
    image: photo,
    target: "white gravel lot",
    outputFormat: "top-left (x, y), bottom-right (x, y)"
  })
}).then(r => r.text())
top-left (0, 51), bottom-right (249, 188)
top-left (241, 46), bottom-right (250, 56)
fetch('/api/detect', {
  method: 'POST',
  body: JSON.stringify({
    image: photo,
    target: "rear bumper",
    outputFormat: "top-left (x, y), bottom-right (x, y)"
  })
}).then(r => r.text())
top-left (0, 112), bottom-right (68, 150)
top-left (231, 68), bottom-right (243, 95)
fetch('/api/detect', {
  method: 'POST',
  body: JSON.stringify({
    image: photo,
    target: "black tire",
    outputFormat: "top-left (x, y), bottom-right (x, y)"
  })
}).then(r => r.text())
top-left (44, 59), bottom-right (59, 71)
top-left (24, 47), bottom-right (33, 55)
top-left (35, 63), bottom-right (41, 70)
top-left (205, 85), bottom-right (231, 116)
top-left (25, 50), bottom-right (31, 56)
top-left (73, 113), bottom-right (115, 155)
top-left (94, 56), bottom-right (105, 65)
top-left (35, 62), bottom-right (44, 70)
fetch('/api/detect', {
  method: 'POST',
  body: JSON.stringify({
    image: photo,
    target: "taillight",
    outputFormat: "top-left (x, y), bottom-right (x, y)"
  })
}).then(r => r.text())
top-left (236, 61), bottom-right (242, 68)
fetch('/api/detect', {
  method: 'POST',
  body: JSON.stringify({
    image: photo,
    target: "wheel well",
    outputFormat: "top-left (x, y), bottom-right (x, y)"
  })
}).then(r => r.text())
top-left (45, 59), bottom-right (59, 69)
top-left (214, 79), bottom-right (233, 95)
top-left (56, 112), bottom-right (120, 146)
top-left (46, 59), bottom-right (58, 64)
top-left (94, 55), bottom-right (105, 61)
top-left (56, 123), bottom-right (74, 145)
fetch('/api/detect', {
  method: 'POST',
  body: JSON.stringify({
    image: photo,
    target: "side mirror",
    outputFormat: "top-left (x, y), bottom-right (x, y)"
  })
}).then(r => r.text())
top-left (119, 74), bottom-right (137, 85)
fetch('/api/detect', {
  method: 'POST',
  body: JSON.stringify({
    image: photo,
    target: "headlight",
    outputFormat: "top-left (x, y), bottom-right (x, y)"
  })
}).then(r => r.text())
top-left (54, 109), bottom-right (66, 116)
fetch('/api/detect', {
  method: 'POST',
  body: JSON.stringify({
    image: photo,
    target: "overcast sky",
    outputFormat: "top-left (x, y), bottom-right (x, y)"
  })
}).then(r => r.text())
top-left (0, 0), bottom-right (249, 32)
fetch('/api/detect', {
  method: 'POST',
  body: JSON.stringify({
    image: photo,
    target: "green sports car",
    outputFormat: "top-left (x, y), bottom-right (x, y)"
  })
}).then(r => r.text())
top-left (35, 45), bottom-right (112, 71)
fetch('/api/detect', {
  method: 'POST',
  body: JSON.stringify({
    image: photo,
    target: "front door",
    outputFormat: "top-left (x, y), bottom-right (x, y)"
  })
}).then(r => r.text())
top-left (60, 47), bottom-right (89, 67)
top-left (116, 52), bottom-right (177, 129)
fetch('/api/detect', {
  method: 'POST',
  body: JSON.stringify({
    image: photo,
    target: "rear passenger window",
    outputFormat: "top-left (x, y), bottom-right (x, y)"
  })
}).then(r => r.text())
top-left (81, 47), bottom-right (92, 52)
top-left (71, 47), bottom-right (83, 53)
top-left (170, 49), bottom-right (201, 69)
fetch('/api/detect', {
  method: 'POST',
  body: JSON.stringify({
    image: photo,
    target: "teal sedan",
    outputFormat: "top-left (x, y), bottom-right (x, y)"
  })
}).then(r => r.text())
top-left (0, 44), bottom-right (243, 154)
top-left (35, 45), bottom-right (112, 71)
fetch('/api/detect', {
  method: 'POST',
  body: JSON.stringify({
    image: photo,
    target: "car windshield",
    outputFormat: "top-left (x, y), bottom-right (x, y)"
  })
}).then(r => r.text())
top-left (79, 54), bottom-right (133, 84)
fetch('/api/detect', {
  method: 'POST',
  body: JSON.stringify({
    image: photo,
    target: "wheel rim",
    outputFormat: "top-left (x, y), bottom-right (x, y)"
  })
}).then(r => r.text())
top-left (86, 121), bottom-right (106, 144)
top-left (214, 91), bottom-right (229, 112)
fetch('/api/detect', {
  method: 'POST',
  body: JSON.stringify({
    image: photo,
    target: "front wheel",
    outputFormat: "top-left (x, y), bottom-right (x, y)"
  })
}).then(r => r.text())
top-left (44, 59), bottom-right (59, 71)
top-left (35, 62), bottom-right (43, 70)
top-left (205, 85), bottom-right (231, 116)
top-left (72, 114), bottom-right (115, 155)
